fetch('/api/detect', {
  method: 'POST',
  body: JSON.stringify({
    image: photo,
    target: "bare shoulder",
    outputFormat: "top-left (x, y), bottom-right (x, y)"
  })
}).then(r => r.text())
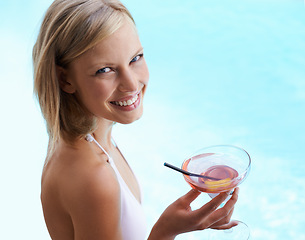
top-left (41, 140), bottom-right (122, 239)
top-left (42, 141), bottom-right (120, 199)
top-left (62, 153), bottom-right (120, 212)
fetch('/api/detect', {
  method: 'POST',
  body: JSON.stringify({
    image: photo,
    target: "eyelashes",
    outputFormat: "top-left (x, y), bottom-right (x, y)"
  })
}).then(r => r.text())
top-left (95, 53), bottom-right (144, 76)
top-left (95, 67), bottom-right (112, 75)
top-left (130, 53), bottom-right (144, 63)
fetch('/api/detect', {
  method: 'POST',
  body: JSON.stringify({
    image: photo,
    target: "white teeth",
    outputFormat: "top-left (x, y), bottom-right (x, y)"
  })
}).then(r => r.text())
top-left (114, 94), bottom-right (139, 107)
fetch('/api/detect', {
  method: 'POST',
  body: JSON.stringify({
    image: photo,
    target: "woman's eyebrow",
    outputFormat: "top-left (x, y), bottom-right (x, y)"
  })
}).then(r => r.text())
top-left (131, 47), bottom-right (144, 57)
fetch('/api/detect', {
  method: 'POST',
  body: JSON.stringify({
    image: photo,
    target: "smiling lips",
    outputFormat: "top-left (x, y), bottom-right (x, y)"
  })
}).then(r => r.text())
top-left (110, 92), bottom-right (140, 110)
top-left (112, 94), bottom-right (139, 107)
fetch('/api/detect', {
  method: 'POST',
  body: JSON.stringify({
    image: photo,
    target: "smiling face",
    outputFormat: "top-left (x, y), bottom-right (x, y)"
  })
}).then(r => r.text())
top-left (62, 19), bottom-right (149, 125)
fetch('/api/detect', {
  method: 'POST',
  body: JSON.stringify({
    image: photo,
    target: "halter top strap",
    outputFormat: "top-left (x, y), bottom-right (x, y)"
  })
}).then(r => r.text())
top-left (85, 134), bottom-right (111, 160)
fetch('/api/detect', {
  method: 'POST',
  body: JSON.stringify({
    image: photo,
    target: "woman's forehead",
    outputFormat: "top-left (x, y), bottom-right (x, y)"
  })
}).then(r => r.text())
top-left (71, 20), bottom-right (141, 66)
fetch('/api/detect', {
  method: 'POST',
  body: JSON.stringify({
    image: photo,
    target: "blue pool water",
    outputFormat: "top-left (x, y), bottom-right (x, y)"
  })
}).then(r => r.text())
top-left (0, 0), bottom-right (304, 239)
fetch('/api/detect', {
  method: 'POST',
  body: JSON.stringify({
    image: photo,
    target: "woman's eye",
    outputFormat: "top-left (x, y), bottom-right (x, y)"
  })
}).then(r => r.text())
top-left (130, 53), bottom-right (143, 63)
top-left (95, 67), bottom-right (111, 75)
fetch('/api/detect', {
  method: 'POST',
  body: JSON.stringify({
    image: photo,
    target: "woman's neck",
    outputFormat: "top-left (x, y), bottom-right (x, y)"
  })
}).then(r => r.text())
top-left (91, 119), bottom-right (116, 149)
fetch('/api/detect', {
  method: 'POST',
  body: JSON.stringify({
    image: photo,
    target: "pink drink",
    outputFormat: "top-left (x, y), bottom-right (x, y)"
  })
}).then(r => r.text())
top-left (182, 158), bottom-right (240, 193)
top-left (201, 165), bottom-right (238, 182)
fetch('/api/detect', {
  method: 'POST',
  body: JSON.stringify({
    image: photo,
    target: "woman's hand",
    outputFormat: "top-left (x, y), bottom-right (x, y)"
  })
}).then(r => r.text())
top-left (148, 188), bottom-right (239, 240)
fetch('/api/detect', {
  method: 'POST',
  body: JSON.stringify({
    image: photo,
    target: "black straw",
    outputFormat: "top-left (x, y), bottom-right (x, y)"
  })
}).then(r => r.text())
top-left (164, 162), bottom-right (220, 181)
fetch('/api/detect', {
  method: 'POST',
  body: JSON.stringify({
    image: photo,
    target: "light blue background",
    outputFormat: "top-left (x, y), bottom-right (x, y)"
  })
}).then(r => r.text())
top-left (0, 0), bottom-right (304, 239)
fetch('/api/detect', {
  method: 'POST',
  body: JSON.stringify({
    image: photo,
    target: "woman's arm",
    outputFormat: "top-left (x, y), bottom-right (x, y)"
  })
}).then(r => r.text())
top-left (148, 188), bottom-right (239, 240)
top-left (63, 163), bottom-right (123, 240)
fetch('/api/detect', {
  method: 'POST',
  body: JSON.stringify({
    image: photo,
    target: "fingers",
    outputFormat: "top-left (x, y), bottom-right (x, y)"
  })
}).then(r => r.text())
top-left (211, 220), bottom-right (239, 230)
top-left (194, 191), bottom-right (231, 217)
top-left (223, 187), bottom-right (239, 210)
top-left (206, 188), bottom-right (239, 228)
top-left (157, 188), bottom-right (239, 236)
top-left (178, 189), bottom-right (201, 205)
top-left (191, 188), bottom-right (239, 230)
top-left (209, 205), bottom-right (235, 229)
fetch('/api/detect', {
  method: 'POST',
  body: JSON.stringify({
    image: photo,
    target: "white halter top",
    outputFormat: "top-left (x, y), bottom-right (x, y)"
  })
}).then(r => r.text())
top-left (85, 134), bottom-right (147, 240)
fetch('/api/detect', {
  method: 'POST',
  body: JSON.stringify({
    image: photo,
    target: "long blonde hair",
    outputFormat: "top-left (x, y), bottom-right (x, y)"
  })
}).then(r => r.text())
top-left (33, 0), bottom-right (134, 153)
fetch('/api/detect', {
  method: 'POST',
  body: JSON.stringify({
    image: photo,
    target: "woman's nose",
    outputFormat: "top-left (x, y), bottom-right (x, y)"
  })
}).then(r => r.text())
top-left (118, 69), bottom-right (138, 93)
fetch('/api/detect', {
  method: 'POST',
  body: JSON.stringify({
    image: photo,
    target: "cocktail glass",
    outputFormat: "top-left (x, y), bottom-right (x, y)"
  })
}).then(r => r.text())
top-left (182, 145), bottom-right (251, 239)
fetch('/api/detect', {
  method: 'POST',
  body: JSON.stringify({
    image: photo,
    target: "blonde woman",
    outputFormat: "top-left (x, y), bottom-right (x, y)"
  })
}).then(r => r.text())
top-left (33, 0), bottom-right (239, 239)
